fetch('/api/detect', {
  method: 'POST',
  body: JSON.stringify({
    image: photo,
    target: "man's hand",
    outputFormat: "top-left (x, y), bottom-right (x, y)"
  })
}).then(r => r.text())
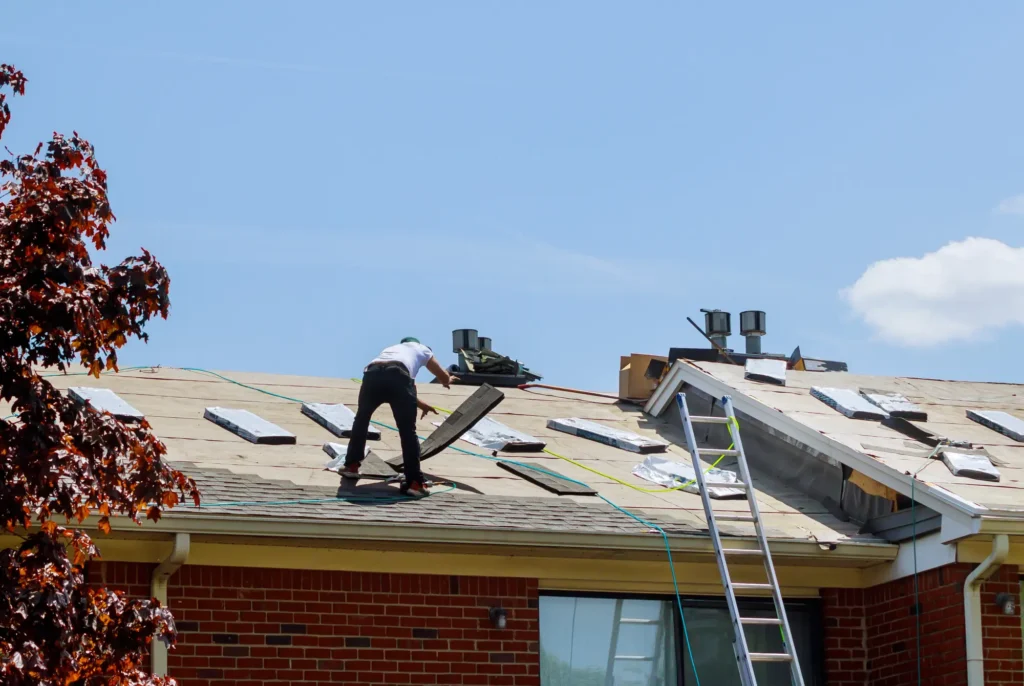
top-left (418, 399), bottom-right (438, 420)
top-left (441, 372), bottom-right (459, 389)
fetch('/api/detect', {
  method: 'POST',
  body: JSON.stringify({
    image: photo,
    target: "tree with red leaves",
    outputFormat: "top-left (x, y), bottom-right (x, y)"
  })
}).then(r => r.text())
top-left (0, 64), bottom-right (199, 685)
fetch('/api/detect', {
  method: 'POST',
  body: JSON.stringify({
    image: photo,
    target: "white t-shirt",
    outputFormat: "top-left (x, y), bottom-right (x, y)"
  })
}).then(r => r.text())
top-left (371, 342), bottom-right (434, 378)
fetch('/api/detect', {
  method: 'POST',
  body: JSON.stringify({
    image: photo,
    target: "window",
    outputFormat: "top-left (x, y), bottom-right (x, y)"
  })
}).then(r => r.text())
top-left (540, 596), bottom-right (677, 686)
top-left (540, 593), bottom-right (821, 686)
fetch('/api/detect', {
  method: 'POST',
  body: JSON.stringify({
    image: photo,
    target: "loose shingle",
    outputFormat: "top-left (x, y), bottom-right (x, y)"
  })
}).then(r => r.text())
top-left (810, 387), bottom-right (888, 421)
top-left (69, 387), bottom-right (144, 421)
top-left (966, 410), bottom-right (1024, 443)
top-left (547, 417), bottom-right (667, 454)
top-left (860, 389), bottom-right (927, 421)
top-left (203, 407), bottom-right (296, 445)
top-left (301, 402), bottom-right (380, 440)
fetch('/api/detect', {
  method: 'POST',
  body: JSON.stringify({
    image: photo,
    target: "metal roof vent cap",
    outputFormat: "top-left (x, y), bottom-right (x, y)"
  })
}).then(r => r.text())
top-left (452, 329), bottom-right (479, 353)
top-left (701, 309), bottom-right (731, 350)
top-left (739, 310), bottom-right (766, 355)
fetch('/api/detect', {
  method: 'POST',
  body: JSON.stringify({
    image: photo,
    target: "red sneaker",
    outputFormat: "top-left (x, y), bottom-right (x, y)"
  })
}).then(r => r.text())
top-left (340, 463), bottom-right (361, 479)
top-left (401, 480), bottom-right (431, 498)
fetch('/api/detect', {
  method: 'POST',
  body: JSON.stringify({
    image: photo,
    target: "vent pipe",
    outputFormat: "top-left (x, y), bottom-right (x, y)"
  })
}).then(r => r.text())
top-left (701, 309), bottom-right (731, 350)
top-left (452, 329), bottom-right (479, 353)
top-left (740, 310), bottom-right (766, 355)
top-left (478, 336), bottom-right (492, 352)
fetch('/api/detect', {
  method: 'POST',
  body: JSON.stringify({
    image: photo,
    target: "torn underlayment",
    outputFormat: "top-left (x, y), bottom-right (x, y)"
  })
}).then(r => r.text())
top-left (810, 387), bottom-right (889, 420)
top-left (68, 387), bottom-right (145, 421)
top-left (966, 409), bottom-right (1024, 443)
top-left (743, 358), bottom-right (786, 386)
top-left (203, 407), bottom-right (296, 445)
top-left (301, 402), bottom-right (381, 440)
top-left (440, 416), bottom-right (545, 452)
top-left (633, 454), bottom-right (746, 499)
top-left (858, 389), bottom-right (927, 421)
top-left (940, 448), bottom-right (1001, 482)
top-left (547, 417), bottom-right (667, 454)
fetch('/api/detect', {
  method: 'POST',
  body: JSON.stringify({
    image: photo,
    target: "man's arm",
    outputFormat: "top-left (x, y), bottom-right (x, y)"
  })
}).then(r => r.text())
top-left (426, 356), bottom-right (457, 388)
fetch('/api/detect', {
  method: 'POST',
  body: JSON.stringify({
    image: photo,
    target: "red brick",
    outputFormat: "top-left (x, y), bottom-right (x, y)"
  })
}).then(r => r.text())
top-left (91, 562), bottom-right (540, 686)
top-left (824, 563), bottom-right (1022, 686)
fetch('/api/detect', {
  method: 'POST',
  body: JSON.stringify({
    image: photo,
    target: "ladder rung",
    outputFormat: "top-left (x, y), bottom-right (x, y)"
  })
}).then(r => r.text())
top-left (721, 547), bottom-right (764, 556)
top-left (614, 655), bottom-right (653, 661)
top-left (619, 618), bottom-right (659, 625)
top-left (716, 514), bottom-right (756, 522)
top-left (689, 416), bottom-right (731, 425)
top-left (731, 582), bottom-right (772, 591)
top-left (740, 617), bottom-right (782, 626)
top-left (749, 652), bottom-right (793, 663)
top-left (696, 448), bottom-right (739, 457)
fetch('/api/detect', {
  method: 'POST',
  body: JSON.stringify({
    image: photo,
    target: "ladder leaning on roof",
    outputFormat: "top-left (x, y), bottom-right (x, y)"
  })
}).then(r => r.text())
top-left (675, 392), bottom-right (804, 686)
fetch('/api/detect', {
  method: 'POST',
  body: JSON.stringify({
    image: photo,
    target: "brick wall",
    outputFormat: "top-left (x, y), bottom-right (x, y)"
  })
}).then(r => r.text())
top-left (87, 563), bottom-right (540, 686)
top-left (822, 564), bottom-right (1022, 686)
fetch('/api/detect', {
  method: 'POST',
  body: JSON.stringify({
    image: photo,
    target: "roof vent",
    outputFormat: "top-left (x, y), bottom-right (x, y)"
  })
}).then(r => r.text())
top-left (701, 309), bottom-right (731, 350)
top-left (452, 329), bottom-right (479, 353)
top-left (739, 310), bottom-right (766, 354)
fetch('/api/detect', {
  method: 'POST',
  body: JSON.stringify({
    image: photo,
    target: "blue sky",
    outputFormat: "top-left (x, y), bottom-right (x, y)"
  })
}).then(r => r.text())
top-left (4, 2), bottom-right (1023, 389)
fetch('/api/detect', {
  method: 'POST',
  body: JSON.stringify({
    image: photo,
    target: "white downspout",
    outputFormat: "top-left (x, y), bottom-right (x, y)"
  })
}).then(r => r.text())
top-left (964, 533), bottom-right (1009, 686)
top-left (151, 533), bottom-right (190, 676)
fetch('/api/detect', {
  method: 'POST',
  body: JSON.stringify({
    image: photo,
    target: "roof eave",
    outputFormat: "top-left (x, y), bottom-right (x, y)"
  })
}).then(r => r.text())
top-left (88, 512), bottom-right (896, 565)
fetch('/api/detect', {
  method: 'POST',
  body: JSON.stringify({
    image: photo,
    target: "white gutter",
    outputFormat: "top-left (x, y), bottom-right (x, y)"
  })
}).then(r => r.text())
top-left (151, 533), bottom-right (190, 676)
top-left (964, 534), bottom-right (1009, 686)
top-left (645, 360), bottom-right (987, 528)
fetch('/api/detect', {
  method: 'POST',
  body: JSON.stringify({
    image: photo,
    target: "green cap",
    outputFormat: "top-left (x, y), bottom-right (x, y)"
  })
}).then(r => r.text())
top-left (400, 337), bottom-right (420, 344)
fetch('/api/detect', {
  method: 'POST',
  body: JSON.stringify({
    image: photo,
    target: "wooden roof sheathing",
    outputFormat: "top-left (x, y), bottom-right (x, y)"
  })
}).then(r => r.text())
top-left (35, 366), bottom-right (874, 545)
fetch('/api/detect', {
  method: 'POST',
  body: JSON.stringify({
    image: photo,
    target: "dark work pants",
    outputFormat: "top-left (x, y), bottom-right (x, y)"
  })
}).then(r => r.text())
top-left (345, 362), bottom-right (424, 483)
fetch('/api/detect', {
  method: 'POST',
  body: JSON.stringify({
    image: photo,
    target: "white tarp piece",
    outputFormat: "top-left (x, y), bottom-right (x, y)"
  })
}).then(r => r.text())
top-left (967, 410), bottom-right (1024, 443)
top-left (301, 402), bottom-right (381, 440)
top-left (203, 407), bottom-right (296, 444)
top-left (859, 389), bottom-right (927, 421)
top-left (434, 416), bottom-right (545, 452)
top-left (633, 454), bottom-right (746, 499)
top-left (546, 417), bottom-right (668, 454)
top-left (322, 442), bottom-right (372, 471)
top-left (810, 387), bottom-right (889, 421)
top-left (940, 449), bottom-right (1001, 482)
top-left (68, 387), bottom-right (144, 421)
top-left (743, 358), bottom-right (787, 386)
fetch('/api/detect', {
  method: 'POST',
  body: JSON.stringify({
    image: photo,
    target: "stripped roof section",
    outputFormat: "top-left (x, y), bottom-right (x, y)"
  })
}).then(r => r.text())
top-left (36, 366), bottom-right (875, 545)
top-left (670, 360), bottom-right (1024, 515)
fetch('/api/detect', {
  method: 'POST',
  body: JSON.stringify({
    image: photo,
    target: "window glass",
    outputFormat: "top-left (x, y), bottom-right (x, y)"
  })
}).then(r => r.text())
top-left (681, 603), bottom-right (817, 685)
top-left (540, 596), bottom-right (678, 685)
top-left (540, 595), bottom-right (819, 686)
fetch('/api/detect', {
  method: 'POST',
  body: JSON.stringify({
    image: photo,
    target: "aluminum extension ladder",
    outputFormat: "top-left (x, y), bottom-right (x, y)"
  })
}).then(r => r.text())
top-left (604, 598), bottom-right (671, 686)
top-left (676, 392), bottom-right (804, 686)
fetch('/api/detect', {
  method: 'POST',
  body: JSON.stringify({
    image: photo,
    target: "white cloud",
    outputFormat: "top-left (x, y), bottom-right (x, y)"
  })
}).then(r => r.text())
top-left (995, 194), bottom-right (1024, 215)
top-left (842, 237), bottom-right (1024, 346)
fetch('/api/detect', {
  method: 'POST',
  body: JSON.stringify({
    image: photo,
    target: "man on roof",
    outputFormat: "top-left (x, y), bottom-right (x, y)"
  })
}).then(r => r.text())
top-left (342, 337), bottom-right (457, 497)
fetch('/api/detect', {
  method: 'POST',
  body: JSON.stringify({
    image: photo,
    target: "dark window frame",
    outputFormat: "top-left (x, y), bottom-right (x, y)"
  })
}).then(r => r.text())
top-left (540, 591), bottom-right (825, 686)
